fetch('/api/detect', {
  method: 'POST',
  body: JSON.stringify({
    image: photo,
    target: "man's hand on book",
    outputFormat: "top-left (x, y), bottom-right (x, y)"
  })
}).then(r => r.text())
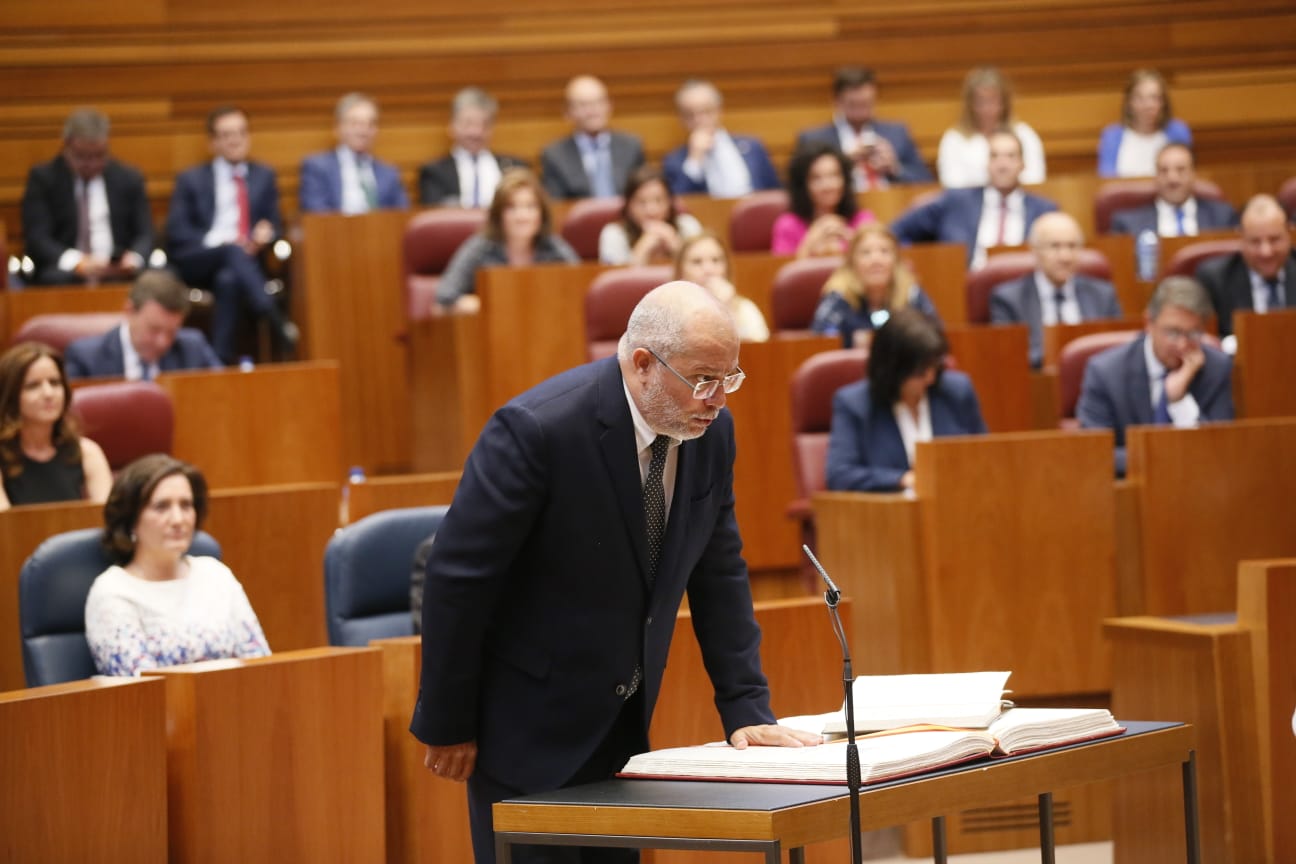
top-left (730, 724), bottom-right (826, 750)
top-left (424, 741), bottom-right (477, 782)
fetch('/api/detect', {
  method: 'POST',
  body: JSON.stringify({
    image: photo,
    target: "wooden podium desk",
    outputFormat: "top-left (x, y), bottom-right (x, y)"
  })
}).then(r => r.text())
top-left (493, 722), bottom-right (1200, 864)
top-left (1232, 309), bottom-right (1296, 419)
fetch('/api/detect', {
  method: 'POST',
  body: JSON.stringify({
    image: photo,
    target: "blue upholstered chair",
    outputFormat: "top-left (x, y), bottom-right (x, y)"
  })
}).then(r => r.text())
top-left (323, 506), bottom-right (448, 646)
top-left (19, 528), bottom-right (222, 687)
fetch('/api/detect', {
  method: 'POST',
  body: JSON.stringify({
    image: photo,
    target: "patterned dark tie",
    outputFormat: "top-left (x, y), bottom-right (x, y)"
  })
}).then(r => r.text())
top-left (643, 434), bottom-right (670, 584)
top-left (1264, 277), bottom-right (1282, 311)
top-left (1154, 372), bottom-right (1172, 425)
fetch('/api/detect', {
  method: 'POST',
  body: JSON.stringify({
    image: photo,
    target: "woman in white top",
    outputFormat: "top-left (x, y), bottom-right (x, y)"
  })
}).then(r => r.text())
top-left (938, 66), bottom-right (1046, 189)
top-left (599, 165), bottom-right (703, 266)
top-left (674, 232), bottom-right (769, 342)
top-left (1097, 69), bottom-right (1192, 178)
top-left (85, 454), bottom-right (269, 677)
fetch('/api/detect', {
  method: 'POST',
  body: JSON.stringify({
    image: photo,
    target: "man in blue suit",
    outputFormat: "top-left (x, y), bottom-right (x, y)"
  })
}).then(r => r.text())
top-left (540, 75), bottom-right (646, 201)
top-left (1109, 144), bottom-right (1239, 237)
top-left (65, 270), bottom-right (222, 380)
top-left (991, 212), bottom-right (1124, 368)
top-left (891, 129), bottom-right (1058, 269)
top-left (167, 106), bottom-right (296, 363)
top-left (1078, 276), bottom-right (1234, 476)
top-left (795, 66), bottom-right (932, 187)
top-left (411, 281), bottom-right (821, 864)
top-left (299, 93), bottom-right (409, 214)
top-left (662, 80), bottom-right (780, 199)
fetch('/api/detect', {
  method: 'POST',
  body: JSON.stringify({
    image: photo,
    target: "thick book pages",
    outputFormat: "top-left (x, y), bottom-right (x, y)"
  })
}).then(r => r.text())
top-left (781, 671), bottom-right (1013, 734)
top-left (988, 707), bottom-right (1123, 755)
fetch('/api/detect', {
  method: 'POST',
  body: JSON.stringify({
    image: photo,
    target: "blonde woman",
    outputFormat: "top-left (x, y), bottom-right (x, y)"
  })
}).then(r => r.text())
top-left (937, 66), bottom-right (1045, 188)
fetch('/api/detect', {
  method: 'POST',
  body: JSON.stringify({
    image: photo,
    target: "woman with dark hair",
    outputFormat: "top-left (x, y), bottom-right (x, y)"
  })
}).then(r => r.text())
top-left (825, 309), bottom-right (985, 492)
top-left (937, 66), bottom-right (1046, 188)
top-left (0, 342), bottom-right (111, 512)
top-left (598, 165), bottom-right (703, 265)
top-left (84, 454), bottom-right (269, 676)
top-left (674, 232), bottom-right (769, 341)
top-left (436, 168), bottom-right (579, 313)
top-left (771, 142), bottom-right (874, 258)
top-left (1098, 69), bottom-right (1192, 178)
top-left (810, 224), bottom-right (939, 347)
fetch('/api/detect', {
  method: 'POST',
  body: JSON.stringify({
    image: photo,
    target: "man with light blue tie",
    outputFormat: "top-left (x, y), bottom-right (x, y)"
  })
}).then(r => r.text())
top-left (1077, 276), bottom-right (1233, 476)
top-left (299, 93), bottom-right (409, 214)
top-left (540, 75), bottom-right (645, 200)
top-left (662, 80), bottom-right (780, 199)
top-left (1109, 144), bottom-right (1238, 238)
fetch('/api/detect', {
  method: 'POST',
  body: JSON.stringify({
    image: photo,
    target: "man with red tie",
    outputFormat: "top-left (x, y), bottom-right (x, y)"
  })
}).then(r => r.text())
top-left (166, 106), bottom-right (296, 363)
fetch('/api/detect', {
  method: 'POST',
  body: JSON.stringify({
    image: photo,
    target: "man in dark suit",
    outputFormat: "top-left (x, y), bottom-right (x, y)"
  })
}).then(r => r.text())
top-left (1196, 194), bottom-right (1296, 338)
top-left (662, 80), bottom-right (780, 199)
top-left (20, 108), bottom-right (153, 285)
top-left (1078, 276), bottom-right (1234, 476)
top-left (65, 269), bottom-right (222, 380)
top-left (299, 93), bottom-right (409, 214)
top-left (418, 87), bottom-right (529, 208)
top-left (540, 75), bottom-right (646, 200)
top-left (166, 106), bottom-right (295, 363)
top-left (991, 212), bottom-right (1124, 367)
top-left (410, 281), bottom-right (820, 864)
top-left (795, 66), bottom-right (932, 187)
top-left (891, 129), bottom-right (1057, 268)
top-left (1109, 144), bottom-right (1239, 237)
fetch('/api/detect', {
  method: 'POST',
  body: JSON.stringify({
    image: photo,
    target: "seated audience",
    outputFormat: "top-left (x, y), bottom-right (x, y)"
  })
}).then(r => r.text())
top-left (540, 75), bottom-right (645, 200)
top-left (1077, 276), bottom-right (1233, 476)
top-left (796, 66), bottom-right (932, 187)
top-left (1110, 143), bottom-right (1238, 237)
top-left (938, 66), bottom-right (1046, 188)
top-left (674, 232), bottom-right (769, 342)
top-left (599, 165), bottom-right (703, 266)
top-left (84, 454), bottom-right (270, 676)
top-left (65, 270), bottom-right (222, 380)
top-left (892, 129), bottom-right (1057, 269)
top-left (0, 342), bottom-right (112, 511)
top-left (436, 169), bottom-right (579, 313)
top-left (662, 80), bottom-right (780, 199)
top-left (166, 106), bottom-right (296, 362)
top-left (21, 108), bottom-right (152, 285)
top-left (826, 308), bottom-right (986, 492)
top-left (811, 224), bottom-right (939, 348)
top-left (772, 143), bottom-right (873, 258)
top-left (418, 87), bottom-right (529, 208)
top-left (1196, 194), bottom-right (1296, 338)
top-left (990, 212), bottom-right (1123, 368)
top-left (299, 93), bottom-right (409, 214)
top-left (1098, 69), bottom-right (1192, 178)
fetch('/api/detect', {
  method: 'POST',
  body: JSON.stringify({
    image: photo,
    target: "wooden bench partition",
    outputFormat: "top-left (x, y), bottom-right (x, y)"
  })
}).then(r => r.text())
top-left (1233, 309), bottom-right (1296, 419)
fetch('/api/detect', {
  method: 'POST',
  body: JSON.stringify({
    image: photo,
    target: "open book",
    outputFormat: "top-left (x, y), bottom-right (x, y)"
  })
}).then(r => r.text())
top-left (619, 707), bottom-right (1124, 786)
top-left (781, 671), bottom-right (1013, 734)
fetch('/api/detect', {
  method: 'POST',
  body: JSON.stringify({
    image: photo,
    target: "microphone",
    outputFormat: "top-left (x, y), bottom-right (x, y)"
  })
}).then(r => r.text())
top-left (802, 544), bottom-right (841, 606)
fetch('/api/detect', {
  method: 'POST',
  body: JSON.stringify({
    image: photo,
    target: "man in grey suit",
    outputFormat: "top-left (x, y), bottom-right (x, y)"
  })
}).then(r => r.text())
top-left (991, 212), bottom-right (1124, 367)
top-left (1109, 144), bottom-right (1239, 237)
top-left (1077, 276), bottom-right (1233, 476)
top-left (540, 75), bottom-right (645, 200)
top-left (1195, 194), bottom-right (1296, 338)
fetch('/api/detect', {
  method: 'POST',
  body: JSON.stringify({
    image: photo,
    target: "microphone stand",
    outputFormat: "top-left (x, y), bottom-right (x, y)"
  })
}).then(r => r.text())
top-left (803, 545), bottom-right (862, 864)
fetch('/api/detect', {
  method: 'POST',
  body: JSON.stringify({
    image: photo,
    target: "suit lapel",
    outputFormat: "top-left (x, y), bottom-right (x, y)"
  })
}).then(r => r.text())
top-left (595, 361), bottom-right (654, 588)
top-left (1125, 336), bottom-right (1154, 425)
top-left (563, 138), bottom-right (591, 197)
top-left (654, 438), bottom-right (694, 593)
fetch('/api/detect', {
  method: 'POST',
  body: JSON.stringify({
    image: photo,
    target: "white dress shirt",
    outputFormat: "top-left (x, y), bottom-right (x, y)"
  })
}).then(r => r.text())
top-left (203, 158), bottom-right (244, 247)
top-left (453, 148), bottom-right (502, 209)
top-left (833, 115), bottom-right (886, 190)
top-left (118, 322), bottom-right (159, 381)
top-left (1155, 197), bottom-right (1198, 237)
top-left (1033, 271), bottom-right (1082, 326)
top-left (681, 129), bottom-right (753, 199)
top-left (57, 175), bottom-right (113, 271)
top-left (1248, 267), bottom-right (1286, 314)
top-left (337, 146), bottom-right (377, 215)
top-left (972, 187), bottom-right (1025, 269)
top-left (893, 396), bottom-right (933, 468)
top-left (936, 121), bottom-right (1047, 189)
top-left (1115, 130), bottom-right (1168, 178)
top-left (624, 380), bottom-right (680, 521)
top-left (1144, 335), bottom-right (1200, 427)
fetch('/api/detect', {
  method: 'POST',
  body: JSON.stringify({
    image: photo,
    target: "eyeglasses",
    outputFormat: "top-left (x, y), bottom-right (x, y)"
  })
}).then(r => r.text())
top-left (645, 347), bottom-right (745, 400)
top-left (1156, 325), bottom-right (1204, 344)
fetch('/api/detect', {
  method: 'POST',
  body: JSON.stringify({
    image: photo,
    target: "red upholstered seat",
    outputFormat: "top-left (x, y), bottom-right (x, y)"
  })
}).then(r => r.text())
top-left (1164, 238), bottom-right (1242, 278)
top-left (966, 249), bottom-right (1112, 324)
top-left (1278, 176), bottom-right (1296, 223)
top-left (584, 266), bottom-right (673, 361)
top-left (560, 197), bottom-right (624, 261)
top-left (11, 313), bottom-right (123, 352)
top-left (1093, 179), bottom-right (1226, 235)
top-left (1057, 330), bottom-right (1141, 424)
top-left (70, 381), bottom-right (173, 471)
top-left (728, 190), bottom-right (790, 253)
top-left (771, 257), bottom-right (841, 333)
top-left (401, 208), bottom-right (487, 321)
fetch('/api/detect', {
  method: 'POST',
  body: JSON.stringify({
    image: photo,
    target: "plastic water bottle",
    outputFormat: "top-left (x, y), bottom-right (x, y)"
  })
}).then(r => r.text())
top-left (238, 355), bottom-right (255, 373)
top-left (339, 466), bottom-right (367, 525)
top-left (1135, 230), bottom-right (1159, 282)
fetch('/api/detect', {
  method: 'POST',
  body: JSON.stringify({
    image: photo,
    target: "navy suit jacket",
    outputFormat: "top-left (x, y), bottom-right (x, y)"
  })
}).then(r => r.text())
top-left (21, 155), bottom-right (154, 281)
top-left (891, 187), bottom-right (1058, 266)
top-left (825, 371), bottom-right (987, 492)
top-left (990, 273), bottom-right (1124, 368)
top-left (1077, 334), bottom-right (1234, 476)
top-left (298, 149), bottom-right (409, 213)
top-left (1195, 250), bottom-right (1296, 338)
top-left (796, 120), bottom-right (933, 184)
top-left (661, 134), bottom-right (781, 196)
top-left (416, 152), bottom-right (529, 206)
top-left (409, 357), bottom-right (773, 791)
top-left (64, 325), bottom-right (223, 380)
top-left (1109, 197), bottom-right (1239, 237)
top-left (165, 160), bottom-right (283, 260)
top-left (540, 131), bottom-right (645, 200)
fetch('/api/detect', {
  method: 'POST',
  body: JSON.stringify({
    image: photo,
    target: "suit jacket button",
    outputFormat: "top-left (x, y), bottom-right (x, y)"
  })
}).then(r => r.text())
top-left (615, 684), bottom-right (627, 697)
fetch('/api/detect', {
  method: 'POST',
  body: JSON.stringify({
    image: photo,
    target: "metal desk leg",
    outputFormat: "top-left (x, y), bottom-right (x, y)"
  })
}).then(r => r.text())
top-left (1038, 792), bottom-right (1056, 864)
top-left (932, 815), bottom-right (948, 864)
top-left (495, 835), bottom-right (511, 864)
top-left (789, 845), bottom-right (806, 864)
top-left (1182, 750), bottom-right (1202, 864)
